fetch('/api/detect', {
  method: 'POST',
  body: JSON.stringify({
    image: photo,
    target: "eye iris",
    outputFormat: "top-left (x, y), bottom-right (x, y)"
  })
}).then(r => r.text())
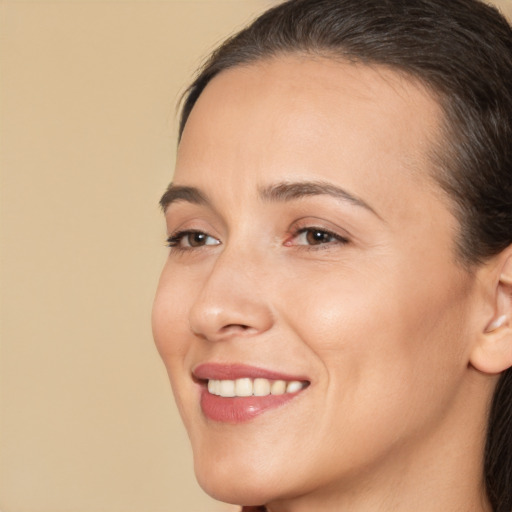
top-left (189, 232), bottom-right (207, 247)
top-left (306, 229), bottom-right (331, 245)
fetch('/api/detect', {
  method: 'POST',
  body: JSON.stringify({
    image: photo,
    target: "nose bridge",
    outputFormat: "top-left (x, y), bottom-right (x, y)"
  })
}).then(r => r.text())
top-left (188, 243), bottom-right (274, 341)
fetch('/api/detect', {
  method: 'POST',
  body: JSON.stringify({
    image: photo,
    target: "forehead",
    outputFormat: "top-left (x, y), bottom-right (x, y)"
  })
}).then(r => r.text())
top-left (176, 55), bottom-right (446, 219)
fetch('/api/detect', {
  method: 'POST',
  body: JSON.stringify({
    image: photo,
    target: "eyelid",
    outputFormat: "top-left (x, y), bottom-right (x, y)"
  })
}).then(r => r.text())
top-left (285, 218), bottom-right (352, 247)
top-left (166, 228), bottom-right (221, 251)
top-left (285, 227), bottom-right (350, 248)
top-left (164, 205), bottom-right (219, 236)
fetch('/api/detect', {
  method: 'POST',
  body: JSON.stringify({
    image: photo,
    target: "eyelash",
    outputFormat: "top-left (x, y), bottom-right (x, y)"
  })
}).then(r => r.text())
top-left (289, 226), bottom-right (350, 248)
top-left (165, 226), bottom-right (350, 252)
top-left (166, 229), bottom-right (220, 251)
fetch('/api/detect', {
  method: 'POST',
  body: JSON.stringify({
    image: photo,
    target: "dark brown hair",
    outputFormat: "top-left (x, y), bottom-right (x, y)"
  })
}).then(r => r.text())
top-left (177, 1), bottom-right (512, 509)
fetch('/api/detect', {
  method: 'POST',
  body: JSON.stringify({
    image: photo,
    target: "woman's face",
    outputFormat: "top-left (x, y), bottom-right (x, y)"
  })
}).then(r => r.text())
top-left (153, 57), bottom-right (480, 506)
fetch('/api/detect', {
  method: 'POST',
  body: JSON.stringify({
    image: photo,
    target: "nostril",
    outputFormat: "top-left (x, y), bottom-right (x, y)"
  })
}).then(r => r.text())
top-left (221, 324), bottom-right (253, 334)
top-left (191, 323), bottom-right (259, 342)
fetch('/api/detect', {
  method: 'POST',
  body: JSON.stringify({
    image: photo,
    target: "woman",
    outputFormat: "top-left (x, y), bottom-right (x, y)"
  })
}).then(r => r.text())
top-left (152, 0), bottom-right (512, 510)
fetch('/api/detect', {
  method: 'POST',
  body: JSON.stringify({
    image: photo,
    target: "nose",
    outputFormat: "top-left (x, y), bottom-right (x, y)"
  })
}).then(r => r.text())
top-left (188, 248), bottom-right (274, 342)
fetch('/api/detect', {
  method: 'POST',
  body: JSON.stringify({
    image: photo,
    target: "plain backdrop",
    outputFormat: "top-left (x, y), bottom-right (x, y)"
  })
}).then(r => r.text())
top-left (0, 1), bottom-right (510, 511)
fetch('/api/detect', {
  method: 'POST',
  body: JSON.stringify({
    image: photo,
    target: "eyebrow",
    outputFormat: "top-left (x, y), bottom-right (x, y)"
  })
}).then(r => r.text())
top-left (160, 180), bottom-right (380, 219)
top-left (259, 181), bottom-right (381, 218)
top-left (160, 184), bottom-right (208, 211)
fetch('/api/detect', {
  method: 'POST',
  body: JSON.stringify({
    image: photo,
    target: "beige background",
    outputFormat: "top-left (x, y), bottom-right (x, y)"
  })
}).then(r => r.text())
top-left (0, 1), bottom-right (510, 511)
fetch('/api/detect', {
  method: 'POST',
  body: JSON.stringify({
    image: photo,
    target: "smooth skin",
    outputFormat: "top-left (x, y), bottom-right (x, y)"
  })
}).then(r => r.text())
top-left (153, 56), bottom-right (512, 512)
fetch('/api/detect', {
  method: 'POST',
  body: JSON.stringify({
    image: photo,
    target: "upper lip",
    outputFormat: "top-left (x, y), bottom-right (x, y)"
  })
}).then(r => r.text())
top-left (193, 363), bottom-right (309, 382)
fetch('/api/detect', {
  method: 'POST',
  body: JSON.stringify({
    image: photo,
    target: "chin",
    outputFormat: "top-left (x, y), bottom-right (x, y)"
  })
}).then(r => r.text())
top-left (195, 465), bottom-right (272, 507)
top-left (191, 445), bottom-right (293, 507)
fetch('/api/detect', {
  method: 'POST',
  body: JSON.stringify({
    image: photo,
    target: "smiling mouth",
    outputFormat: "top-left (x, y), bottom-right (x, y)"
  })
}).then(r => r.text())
top-left (194, 364), bottom-right (310, 423)
top-left (207, 378), bottom-right (308, 397)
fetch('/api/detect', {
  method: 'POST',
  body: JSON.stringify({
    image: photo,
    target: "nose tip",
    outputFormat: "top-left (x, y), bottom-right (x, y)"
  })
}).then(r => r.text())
top-left (190, 298), bottom-right (274, 342)
top-left (188, 260), bottom-right (274, 342)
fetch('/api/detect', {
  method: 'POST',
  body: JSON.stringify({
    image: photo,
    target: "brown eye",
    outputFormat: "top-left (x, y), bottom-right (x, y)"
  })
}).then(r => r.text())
top-left (288, 227), bottom-right (349, 248)
top-left (305, 229), bottom-right (335, 245)
top-left (187, 232), bottom-right (208, 247)
top-left (166, 230), bottom-right (220, 249)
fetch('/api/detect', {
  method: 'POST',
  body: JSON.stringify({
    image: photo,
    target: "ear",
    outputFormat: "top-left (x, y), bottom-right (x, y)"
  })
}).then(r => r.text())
top-left (470, 249), bottom-right (512, 374)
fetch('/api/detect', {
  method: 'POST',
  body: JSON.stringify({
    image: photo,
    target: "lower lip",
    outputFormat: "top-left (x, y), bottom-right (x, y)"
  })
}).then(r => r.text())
top-left (200, 387), bottom-right (304, 423)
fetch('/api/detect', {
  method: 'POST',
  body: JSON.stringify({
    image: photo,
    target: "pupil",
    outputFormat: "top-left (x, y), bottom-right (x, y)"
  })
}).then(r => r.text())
top-left (190, 233), bottom-right (206, 246)
top-left (307, 230), bottom-right (330, 245)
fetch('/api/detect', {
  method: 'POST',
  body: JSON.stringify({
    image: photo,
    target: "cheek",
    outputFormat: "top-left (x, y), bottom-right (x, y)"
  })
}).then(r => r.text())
top-left (152, 265), bottom-right (195, 363)
top-left (268, 270), bottom-right (471, 486)
top-left (152, 268), bottom-right (200, 427)
top-left (283, 261), bottom-right (471, 421)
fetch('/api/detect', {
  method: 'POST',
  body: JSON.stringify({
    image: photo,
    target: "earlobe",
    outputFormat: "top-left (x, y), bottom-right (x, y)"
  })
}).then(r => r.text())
top-left (470, 252), bottom-right (512, 375)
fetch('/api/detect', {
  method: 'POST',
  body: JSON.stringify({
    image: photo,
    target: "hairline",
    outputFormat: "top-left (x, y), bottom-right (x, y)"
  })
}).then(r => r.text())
top-left (178, 50), bottom-right (472, 269)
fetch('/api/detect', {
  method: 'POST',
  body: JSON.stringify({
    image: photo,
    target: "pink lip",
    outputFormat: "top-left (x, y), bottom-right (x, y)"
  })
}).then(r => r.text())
top-left (193, 363), bottom-right (308, 381)
top-left (193, 363), bottom-right (310, 424)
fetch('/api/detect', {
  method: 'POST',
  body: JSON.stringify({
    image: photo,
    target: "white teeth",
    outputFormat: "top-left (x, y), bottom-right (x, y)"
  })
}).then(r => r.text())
top-left (253, 378), bottom-right (271, 396)
top-left (271, 380), bottom-right (286, 395)
top-left (235, 378), bottom-right (253, 397)
top-left (219, 380), bottom-right (235, 397)
top-left (207, 378), bottom-right (306, 397)
top-left (286, 381), bottom-right (303, 393)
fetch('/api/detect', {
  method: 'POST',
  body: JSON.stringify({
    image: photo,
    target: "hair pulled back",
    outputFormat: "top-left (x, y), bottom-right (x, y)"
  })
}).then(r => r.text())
top-left (178, 1), bottom-right (512, 509)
